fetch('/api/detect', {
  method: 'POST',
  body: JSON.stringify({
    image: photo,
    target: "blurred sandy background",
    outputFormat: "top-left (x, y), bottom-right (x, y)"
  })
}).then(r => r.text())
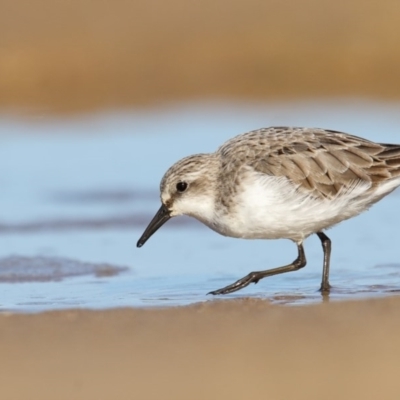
top-left (2, 1), bottom-right (400, 399)
top-left (1, 0), bottom-right (400, 113)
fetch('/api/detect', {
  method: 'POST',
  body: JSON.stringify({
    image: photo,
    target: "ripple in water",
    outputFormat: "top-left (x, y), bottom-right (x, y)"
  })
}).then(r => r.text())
top-left (0, 256), bottom-right (128, 283)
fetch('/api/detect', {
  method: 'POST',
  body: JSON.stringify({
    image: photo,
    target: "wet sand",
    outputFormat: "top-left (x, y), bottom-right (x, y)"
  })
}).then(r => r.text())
top-left (1, 297), bottom-right (400, 400)
top-left (2, 0), bottom-right (400, 112)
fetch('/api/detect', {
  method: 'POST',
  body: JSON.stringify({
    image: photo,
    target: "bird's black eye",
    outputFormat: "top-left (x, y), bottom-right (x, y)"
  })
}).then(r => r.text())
top-left (176, 181), bottom-right (188, 192)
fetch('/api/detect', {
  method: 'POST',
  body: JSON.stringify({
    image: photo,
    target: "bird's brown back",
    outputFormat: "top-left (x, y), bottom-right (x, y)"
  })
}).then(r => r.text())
top-left (218, 127), bottom-right (400, 199)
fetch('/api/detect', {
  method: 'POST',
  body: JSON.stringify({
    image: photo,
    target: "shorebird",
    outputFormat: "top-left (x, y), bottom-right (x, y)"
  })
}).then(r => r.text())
top-left (137, 127), bottom-right (400, 295)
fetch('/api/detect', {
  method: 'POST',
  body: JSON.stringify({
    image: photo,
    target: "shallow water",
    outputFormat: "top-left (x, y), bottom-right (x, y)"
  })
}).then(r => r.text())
top-left (1, 100), bottom-right (400, 312)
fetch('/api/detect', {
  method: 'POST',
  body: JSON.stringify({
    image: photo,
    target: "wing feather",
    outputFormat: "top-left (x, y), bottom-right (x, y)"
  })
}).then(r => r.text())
top-left (218, 127), bottom-right (400, 199)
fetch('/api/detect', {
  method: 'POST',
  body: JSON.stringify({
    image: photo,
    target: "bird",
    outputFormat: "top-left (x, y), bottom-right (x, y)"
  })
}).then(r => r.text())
top-left (137, 127), bottom-right (400, 295)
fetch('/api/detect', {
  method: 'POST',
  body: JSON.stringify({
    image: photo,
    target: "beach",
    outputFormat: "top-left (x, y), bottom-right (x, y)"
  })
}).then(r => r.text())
top-left (1, 0), bottom-right (400, 398)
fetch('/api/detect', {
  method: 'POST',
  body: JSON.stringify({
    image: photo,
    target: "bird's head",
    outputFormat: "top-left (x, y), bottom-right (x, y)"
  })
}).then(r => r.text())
top-left (137, 153), bottom-right (218, 247)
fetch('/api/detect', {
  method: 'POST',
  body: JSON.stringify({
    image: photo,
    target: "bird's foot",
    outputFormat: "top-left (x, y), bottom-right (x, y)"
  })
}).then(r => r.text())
top-left (208, 272), bottom-right (260, 295)
top-left (319, 282), bottom-right (331, 294)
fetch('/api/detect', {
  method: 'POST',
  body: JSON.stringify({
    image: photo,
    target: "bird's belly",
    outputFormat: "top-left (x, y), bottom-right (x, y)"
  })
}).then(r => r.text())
top-left (211, 174), bottom-right (375, 242)
top-left (213, 203), bottom-right (325, 241)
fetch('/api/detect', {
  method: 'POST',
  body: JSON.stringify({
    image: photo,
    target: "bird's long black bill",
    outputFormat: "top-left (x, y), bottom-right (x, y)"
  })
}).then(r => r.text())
top-left (137, 204), bottom-right (171, 248)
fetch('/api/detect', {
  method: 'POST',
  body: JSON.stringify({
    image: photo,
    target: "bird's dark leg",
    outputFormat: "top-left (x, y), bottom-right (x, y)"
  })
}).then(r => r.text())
top-left (208, 242), bottom-right (306, 295)
top-left (316, 232), bottom-right (331, 293)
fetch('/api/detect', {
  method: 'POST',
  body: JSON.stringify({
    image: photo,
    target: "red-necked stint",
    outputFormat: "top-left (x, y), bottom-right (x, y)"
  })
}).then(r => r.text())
top-left (137, 127), bottom-right (400, 295)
